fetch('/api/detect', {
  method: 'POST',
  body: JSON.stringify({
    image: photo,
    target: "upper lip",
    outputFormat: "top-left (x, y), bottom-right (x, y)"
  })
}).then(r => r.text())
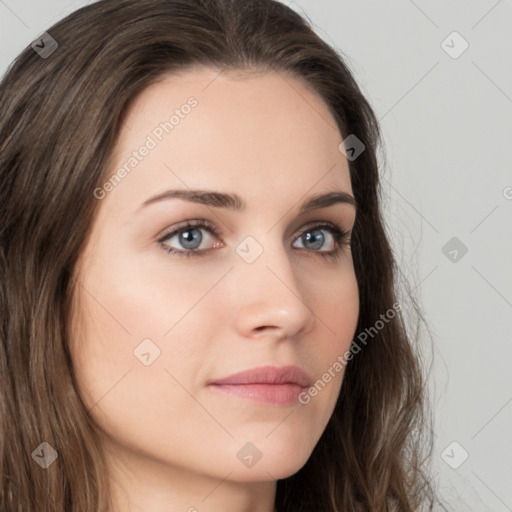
top-left (209, 365), bottom-right (312, 387)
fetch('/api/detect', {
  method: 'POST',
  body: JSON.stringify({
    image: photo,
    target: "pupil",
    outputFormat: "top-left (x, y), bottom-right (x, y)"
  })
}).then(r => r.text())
top-left (305, 230), bottom-right (324, 250)
top-left (180, 229), bottom-right (201, 249)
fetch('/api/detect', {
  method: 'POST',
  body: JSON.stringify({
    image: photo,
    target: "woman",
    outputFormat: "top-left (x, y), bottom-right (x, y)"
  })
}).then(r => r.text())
top-left (0, 0), bottom-right (445, 510)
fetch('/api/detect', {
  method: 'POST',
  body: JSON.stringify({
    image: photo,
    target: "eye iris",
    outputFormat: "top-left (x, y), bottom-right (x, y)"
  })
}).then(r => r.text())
top-left (180, 228), bottom-right (202, 249)
top-left (303, 229), bottom-right (324, 250)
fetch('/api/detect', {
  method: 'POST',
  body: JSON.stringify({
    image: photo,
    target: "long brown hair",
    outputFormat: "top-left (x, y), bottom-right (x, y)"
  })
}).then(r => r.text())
top-left (0, 0), bottom-right (445, 510)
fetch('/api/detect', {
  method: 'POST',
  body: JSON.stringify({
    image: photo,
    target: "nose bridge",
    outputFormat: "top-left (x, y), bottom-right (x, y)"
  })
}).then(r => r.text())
top-left (231, 230), bottom-right (315, 337)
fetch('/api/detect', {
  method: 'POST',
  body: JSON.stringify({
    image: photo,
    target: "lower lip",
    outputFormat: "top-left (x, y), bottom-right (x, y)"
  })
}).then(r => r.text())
top-left (209, 383), bottom-right (306, 405)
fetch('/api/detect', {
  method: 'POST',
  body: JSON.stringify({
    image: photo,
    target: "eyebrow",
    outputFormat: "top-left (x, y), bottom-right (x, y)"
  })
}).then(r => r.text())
top-left (139, 188), bottom-right (357, 214)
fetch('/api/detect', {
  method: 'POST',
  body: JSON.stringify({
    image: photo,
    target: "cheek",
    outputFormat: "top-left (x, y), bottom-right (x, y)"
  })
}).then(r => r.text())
top-left (67, 246), bottom-right (226, 424)
top-left (299, 265), bottom-right (359, 412)
top-left (312, 261), bottom-right (360, 352)
top-left (77, 239), bottom-right (233, 342)
top-left (68, 267), bottom-right (211, 457)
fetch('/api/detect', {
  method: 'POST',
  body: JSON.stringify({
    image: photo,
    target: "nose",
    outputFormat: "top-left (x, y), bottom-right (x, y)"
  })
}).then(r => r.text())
top-left (231, 238), bottom-right (316, 340)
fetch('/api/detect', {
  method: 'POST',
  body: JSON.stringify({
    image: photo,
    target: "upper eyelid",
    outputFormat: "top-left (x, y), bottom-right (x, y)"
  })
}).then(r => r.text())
top-left (157, 219), bottom-right (219, 241)
top-left (157, 219), bottom-right (350, 246)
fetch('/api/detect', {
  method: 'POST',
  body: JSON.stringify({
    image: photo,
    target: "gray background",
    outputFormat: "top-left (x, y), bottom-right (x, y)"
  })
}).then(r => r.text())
top-left (1, 0), bottom-right (511, 509)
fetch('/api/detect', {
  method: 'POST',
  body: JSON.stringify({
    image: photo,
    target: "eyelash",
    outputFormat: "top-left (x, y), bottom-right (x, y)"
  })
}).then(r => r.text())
top-left (157, 219), bottom-right (351, 261)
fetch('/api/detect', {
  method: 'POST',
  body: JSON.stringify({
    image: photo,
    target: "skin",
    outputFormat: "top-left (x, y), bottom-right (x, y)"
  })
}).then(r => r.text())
top-left (69, 66), bottom-right (359, 512)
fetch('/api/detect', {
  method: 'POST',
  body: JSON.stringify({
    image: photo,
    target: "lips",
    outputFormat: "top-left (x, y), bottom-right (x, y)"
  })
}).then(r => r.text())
top-left (209, 365), bottom-right (313, 387)
top-left (208, 365), bottom-right (313, 405)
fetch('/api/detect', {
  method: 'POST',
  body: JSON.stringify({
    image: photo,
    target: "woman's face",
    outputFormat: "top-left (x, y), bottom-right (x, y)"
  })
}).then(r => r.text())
top-left (70, 66), bottom-right (359, 496)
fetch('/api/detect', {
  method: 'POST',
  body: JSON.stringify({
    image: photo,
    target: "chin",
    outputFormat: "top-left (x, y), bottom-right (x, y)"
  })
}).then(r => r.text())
top-left (222, 436), bottom-right (314, 483)
top-left (227, 458), bottom-right (310, 483)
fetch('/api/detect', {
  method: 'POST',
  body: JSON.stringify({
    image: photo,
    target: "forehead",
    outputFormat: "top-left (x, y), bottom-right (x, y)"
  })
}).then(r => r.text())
top-left (105, 66), bottom-right (352, 211)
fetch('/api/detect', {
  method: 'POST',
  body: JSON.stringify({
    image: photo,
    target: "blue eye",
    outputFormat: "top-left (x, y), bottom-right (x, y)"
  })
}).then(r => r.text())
top-left (292, 225), bottom-right (348, 254)
top-left (296, 223), bottom-right (352, 260)
top-left (164, 224), bottom-right (210, 251)
top-left (157, 219), bottom-right (351, 260)
top-left (158, 220), bottom-right (220, 258)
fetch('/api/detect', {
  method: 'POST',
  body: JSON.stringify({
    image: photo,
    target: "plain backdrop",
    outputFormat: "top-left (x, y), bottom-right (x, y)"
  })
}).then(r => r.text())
top-left (1, 0), bottom-right (511, 510)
